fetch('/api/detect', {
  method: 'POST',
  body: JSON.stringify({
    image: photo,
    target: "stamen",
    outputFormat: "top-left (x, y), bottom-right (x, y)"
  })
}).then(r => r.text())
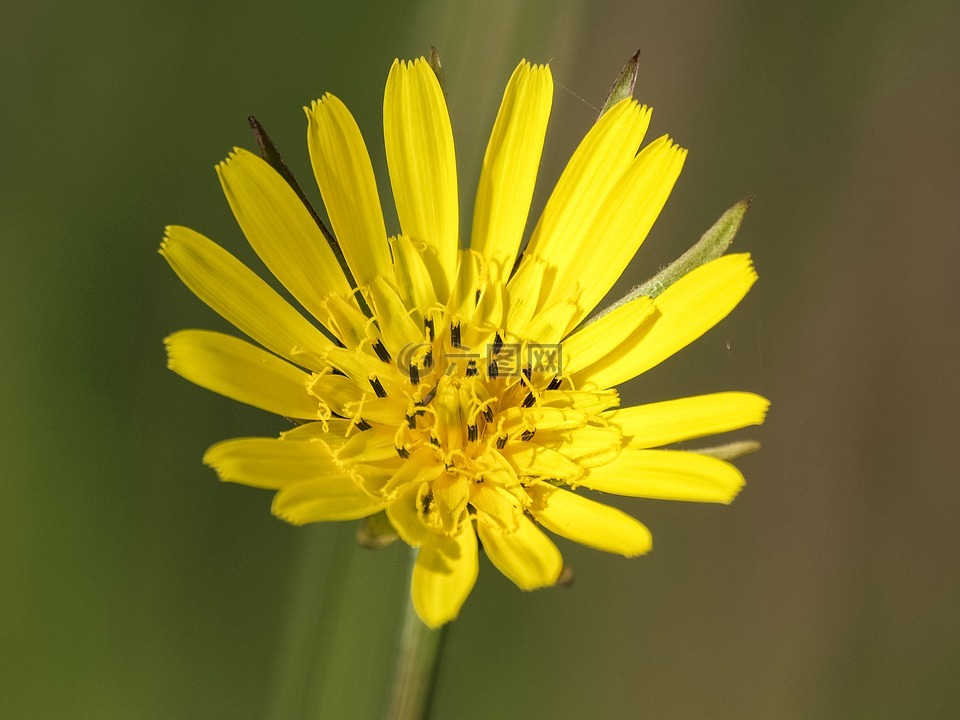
top-left (418, 384), bottom-right (438, 406)
top-left (488, 360), bottom-right (499, 379)
top-left (396, 446), bottom-right (410, 459)
top-left (408, 364), bottom-right (420, 385)
top-left (421, 491), bottom-right (433, 512)
top-left (355, 418), bottom-right (372, 431)
top-left (369, 377), bottom-right (387, 398)
top-left (405, 413), bottom-right (416, 429)
top-left (466, 359), bottom-right (478, 377)
top-left (496, 435), bottom-right (508, 449)
top-left (547, 376), bottom-right (562, 390)
top-left (450, 322), bottom-right (461, 348)
top-left (330, 367), bottom-right (347, 376)
top-left (522, 366), bottom-right (532, 381)
top-left (467, 424), bottom-right (478, 442)
top-left (492, 333), bottom-right (503, 356)
top-left (372, 339), bottom-right (391, 362)
top-left (482, 406), bottom-right (494, 423)
top-left (424, 316), bottom-right (435, 341)
top-left (521, 392), bottom-right (536, 408)
top-left (521, 428), bottom-right (536, 441)
top-left (423, 349), bottom-right (434, 369)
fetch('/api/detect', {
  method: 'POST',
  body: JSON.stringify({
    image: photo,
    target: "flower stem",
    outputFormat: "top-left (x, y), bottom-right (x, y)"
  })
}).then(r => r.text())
top-left (386, 549), bottom-right (447, 720)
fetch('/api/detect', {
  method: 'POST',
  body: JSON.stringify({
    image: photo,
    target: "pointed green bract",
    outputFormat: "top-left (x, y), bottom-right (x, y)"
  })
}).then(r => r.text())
top-left (590, 198), bottom-right (753, 330)
top-left (598, 48), bottom-right (641, 119)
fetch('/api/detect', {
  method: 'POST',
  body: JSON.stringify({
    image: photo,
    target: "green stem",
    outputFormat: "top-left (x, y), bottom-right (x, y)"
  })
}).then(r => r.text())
top-left (386, 549), bottom-right (447, 720)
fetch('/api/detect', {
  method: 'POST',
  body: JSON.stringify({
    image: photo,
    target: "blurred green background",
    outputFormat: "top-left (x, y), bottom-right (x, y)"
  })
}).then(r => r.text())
top-left (3, 0), bottom-right (959, 718)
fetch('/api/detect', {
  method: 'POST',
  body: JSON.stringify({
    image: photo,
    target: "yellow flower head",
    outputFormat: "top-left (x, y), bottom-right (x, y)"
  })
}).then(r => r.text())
top-left (162, 58), bottom-right (768, 627)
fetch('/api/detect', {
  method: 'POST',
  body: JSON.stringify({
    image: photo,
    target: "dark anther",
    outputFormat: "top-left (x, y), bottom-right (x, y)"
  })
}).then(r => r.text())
top-left (369, 377), bottom-right (387, 398)
top-left (482, 406), bottom-right (494, 423)
top-left (450, 322), bottom-right (461, 348)
top-left (423, 349), bottom-right (434, 369)
top-left (372, 339), bottom-right (391, 362)
top-left (521, 429), bottom-right (536, 442)
top-left (496, 435), bottom-right (508, 449)
top-left (422, 492), bottom-right (433, 512)
top-left (492, 333), bottom-right (504, 356)
top-left (475, 289), bottom-right (481, 303)
top-left (547, 376), bottom-right (562, 390)
top-left (405, 413), bottom-right (417, 429)
top-left (396, 446), bottom-right (410, 459)
top-left (466, 359), bottom-right (478, 377)
top-left (429, 433), bottom-right (441, 446)
top-left (522, 365), bottom-right (532, 381)
top-left (424, 317), bottom-right (435, 341)
top-left (355, 418), bottom-right (372, 431)
top-left (330, 367), bottom-right (346, 376)
top-left (521, 392), bottom-right (536, 408)
top-left (417, 384), bottom-right (438, 406)
top-left (467, 424), bottom-right (478, 442)
top-left (408, 364), bottom-right (420, 385)
top-left (488, 361), bottom-right (499, 379)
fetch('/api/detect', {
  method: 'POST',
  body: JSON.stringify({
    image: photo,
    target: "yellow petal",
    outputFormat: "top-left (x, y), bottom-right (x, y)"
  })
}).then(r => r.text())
top-left (391, 235), bottom-right (439, 319)
top-left (160, 226), bottom-right (334, 371)
top-left (280, 418), bottom-right (355, 444)
top-left (165, 330), bottom-right (320, 419)
top-left (411, 526), bottom-right (479, 628)
top-left (580, 449), bottom-right (745, 503)
top-left (469, 61), bottom-right (553, 283)
top-left (215, 148), bottom-right (354, 325)
top-left (160, 226), bottom-right (333, 370)
top-left (386, 484), bottom-right (434, 547)
top-left (575, 254), bottom-right (758, 389)
top-left (607, 392), bottom-right (770, 449)
top-left (533, 424), bottom-right (622, 468)
top-left (561, 296), bottom-right (657, 374)
top-left (337, 425), bottom-right (401, 464)
top-left (203, 437), bottom-right (340, 489)
top-left (306, 373), bottom-right (367, 416)
top-left (469, 483), bottom-right (523, 532)
top-left (523, 297), bottom-right (578, 345)
top-left (306, 93), bottom-right (392, 286)
top-left (477, 515), bottom-right (562, 590)
top-left (528, 483), bottom-right (652, 556)
top-left (504, 255), bottom-right (545, 337)
top-left (367, 276), bottom-right (423, 358)
top-left (522, 98), bottom-right (651, 297)
top-left (272, 476), bottom-right (386, 525)
top-left (551, 136), bottom-right (687, 329)
top-left (382, 448), bottom-right (444, 499)
top-left (540, 389), bottom-right (620, 414)
top-left (384, 59), bottom-right (458, 298)
top-left (499, 444), bottom-right (584, 481)
top-left (447, 249), bottom-right (481, 321)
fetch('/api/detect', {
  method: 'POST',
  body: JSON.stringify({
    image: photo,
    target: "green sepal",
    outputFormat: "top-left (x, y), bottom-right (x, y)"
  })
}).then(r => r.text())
top-left (428, 45), bottom-right (446, 96)
top-left (357, 510), bottom-right (399, 550)
top-left (586, 198), bottom-right (753, 328)
top-left (246, 115), bottom-right (352, 282)
top-left (692, 439), bottom-right (762, 462)
top-left (598, 49), bottom-right (640, 119)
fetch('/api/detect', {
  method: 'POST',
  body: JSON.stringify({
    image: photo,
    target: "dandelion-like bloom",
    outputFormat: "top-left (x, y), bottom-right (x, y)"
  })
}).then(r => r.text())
top-left (162, 58), bottom-right (768, 627)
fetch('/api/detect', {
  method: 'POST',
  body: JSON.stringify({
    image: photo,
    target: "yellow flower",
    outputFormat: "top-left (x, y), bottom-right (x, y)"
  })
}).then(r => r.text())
top-left (162, 58), bottom-right (768, 628)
